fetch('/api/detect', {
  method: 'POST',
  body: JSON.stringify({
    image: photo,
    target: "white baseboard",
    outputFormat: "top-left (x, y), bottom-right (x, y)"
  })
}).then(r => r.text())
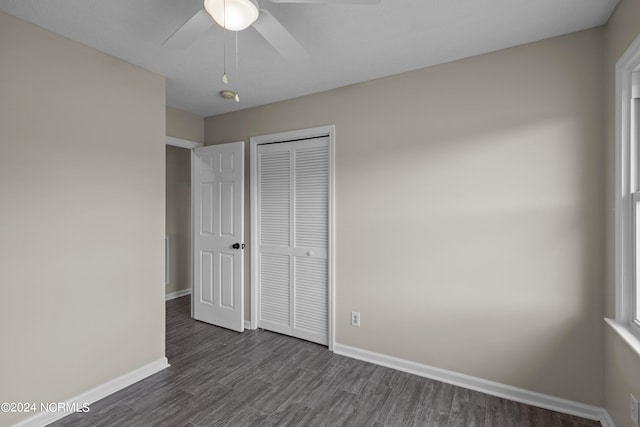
top-left (333, 343), bottom-right (614, 427)
top-left (12, 358), bottom-right (170, 427)
top-left (165, 288), bottom-right (191, 301)
top-left (244, 320), bottom-right (252, 330)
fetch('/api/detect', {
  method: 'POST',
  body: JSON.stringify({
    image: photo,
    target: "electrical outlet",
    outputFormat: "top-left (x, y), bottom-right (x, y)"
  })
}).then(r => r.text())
top-left (351, 311), bottom-right (361, 327)
top-left (631, 394), bottom-right (639, 427)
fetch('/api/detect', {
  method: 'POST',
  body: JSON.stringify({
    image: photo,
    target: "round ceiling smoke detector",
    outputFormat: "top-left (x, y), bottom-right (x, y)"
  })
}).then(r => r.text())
top-left (219, 90), bottom-right (240, 102)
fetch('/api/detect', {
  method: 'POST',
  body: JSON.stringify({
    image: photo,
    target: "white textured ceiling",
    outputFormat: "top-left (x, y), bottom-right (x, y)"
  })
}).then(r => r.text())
top-left (0, 0), bottom-right (619, 117)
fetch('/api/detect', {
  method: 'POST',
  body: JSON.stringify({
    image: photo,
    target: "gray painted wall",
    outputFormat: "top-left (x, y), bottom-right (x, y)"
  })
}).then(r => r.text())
top-left (206, 28), bottom-right (605, 406)
top-left (603, 0), bottom-right (640, 426)
top-left (0, 12), bottom-right (166, 426)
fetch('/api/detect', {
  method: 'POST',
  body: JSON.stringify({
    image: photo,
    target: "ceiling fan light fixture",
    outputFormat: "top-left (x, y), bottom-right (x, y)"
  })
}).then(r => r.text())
top-left (219, 90), bottom-right (237, 100)
top-left (204, 0), bottom-right (259, 31)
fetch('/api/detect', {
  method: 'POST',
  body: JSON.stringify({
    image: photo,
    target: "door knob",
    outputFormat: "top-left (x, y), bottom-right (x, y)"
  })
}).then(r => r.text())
top-left (232, 243), bottom-right (245, 249)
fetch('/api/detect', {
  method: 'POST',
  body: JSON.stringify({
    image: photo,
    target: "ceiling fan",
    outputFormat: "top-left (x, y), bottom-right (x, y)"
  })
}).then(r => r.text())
top-left (163, 0), bottom-right (381, 63)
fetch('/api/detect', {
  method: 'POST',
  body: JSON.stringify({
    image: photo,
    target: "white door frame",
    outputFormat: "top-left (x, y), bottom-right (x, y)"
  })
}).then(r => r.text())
top-left (250, 125), bottom-right (336, 351)
top-left (166, 135), bottom-right (203, 149)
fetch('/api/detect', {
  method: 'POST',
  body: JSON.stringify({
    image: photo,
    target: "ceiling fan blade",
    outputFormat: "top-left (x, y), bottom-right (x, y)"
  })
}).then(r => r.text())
top-left (269, 0), bottom-right (380, 4)
top-left (252, 10), bottom-right (309, 63)
top-left (163, 8), bottom-right (213, 49)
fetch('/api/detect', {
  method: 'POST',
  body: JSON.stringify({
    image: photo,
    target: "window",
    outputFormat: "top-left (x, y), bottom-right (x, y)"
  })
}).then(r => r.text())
top-left (633, 96), bottom-right (640, 329)
top-left (615, 34), bottom-right (640, 340)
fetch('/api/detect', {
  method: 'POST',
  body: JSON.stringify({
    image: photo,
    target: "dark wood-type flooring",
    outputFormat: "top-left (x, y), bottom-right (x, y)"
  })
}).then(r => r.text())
top-left (50, 296), bottom-right (601, 426)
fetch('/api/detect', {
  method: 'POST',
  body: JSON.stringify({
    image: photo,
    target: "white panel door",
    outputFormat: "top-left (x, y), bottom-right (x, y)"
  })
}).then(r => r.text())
top-left (192, 142), bottom-right (244, 332)
top-left (257, 137), bottom-right (328, 345)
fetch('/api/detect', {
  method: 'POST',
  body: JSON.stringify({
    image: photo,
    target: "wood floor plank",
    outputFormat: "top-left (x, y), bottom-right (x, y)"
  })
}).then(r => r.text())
top-left (173, 361), bottom-right (237, 395)
top-left (82, 404), bottom-right (138, 427)
top-left (376, 376), bottom-right (433, 426)
top-left (411, 405), bottom-right (450, 427)
top-left (370, 364), bottom-right (413, 389)
top-left (341, 381), bottom-right (392, 426)
top-left (424, 380), bottom-right (456, 413)
top-left (559, 412), bottom-right (602, 427)
top-left (46, 412), bottom-right (89, 427)
top-left (298, 388), bottom-right (357, 427)
top-left (452, 385), bottom-right (488, 409)
top-left (212, 404), bottom-right (268, 427)
top-left (333, 357), bottom-right (378, 394)
top-left (486, 395), bottom-right (518, 427)
top-left (48, 296), bottom-right (603, 427)
top-left (187, 380), bottom-right (272, 426)
top-left (254, 351), bottom-right (316, 385)
top-left (261, 401), bottom-right (312, 427)
top-left (448, 401), bottom-right (485, 427)
top-left (250, 377), bottom-right (309, 413)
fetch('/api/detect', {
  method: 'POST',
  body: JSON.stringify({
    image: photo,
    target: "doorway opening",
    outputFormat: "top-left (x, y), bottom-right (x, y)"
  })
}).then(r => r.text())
top-left (165, 137), bottom-right (201, 302)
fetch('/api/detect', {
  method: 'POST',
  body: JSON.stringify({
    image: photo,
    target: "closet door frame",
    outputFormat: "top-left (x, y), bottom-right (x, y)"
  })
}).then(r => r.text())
top-left (250, 125), bottom-right (335, 351)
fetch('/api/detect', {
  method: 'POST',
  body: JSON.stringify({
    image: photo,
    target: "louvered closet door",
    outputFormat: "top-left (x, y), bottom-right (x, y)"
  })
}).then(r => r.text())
top-left (257, 142), bottom-right (292, 336)
top-left (257, 137), bottom-right (329, 345)
top-left (292, 139), bottom-right (328, 344)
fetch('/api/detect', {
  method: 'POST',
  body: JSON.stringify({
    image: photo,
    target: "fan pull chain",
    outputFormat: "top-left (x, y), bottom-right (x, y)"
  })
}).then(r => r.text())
top-left (219, 0), bottom-right (238, 102)
top-left (222, 37), bottom-right (228, 84)
top-left (234, 31), bottom-right (239, 102)
top-left (222, 0), bottom-right (228, 84)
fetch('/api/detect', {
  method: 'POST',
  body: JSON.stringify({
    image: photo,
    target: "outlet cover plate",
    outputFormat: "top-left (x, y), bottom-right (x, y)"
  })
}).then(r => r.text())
top-left (351, 311), bottom-right (360, 327)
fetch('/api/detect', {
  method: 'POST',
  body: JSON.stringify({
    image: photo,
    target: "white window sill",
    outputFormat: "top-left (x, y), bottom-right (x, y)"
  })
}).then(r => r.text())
top-left (605, 318), bottom-right (640, 359)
